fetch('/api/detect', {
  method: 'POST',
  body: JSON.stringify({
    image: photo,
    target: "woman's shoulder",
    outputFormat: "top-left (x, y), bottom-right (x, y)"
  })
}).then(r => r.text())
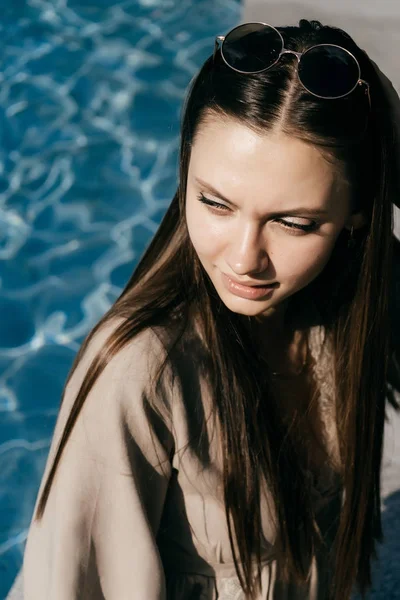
top-left (57, 317), bottom-right (176, 441)
top-left (54, 317), bottom-right (177, 470)
top-left (88, 315), bottom-right (166, 353)
top-left (75, 316), bottom-right (170, 383)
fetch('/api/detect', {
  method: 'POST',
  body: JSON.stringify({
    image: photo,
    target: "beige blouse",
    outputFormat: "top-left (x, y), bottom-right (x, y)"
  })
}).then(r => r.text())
top-left (22, 318), bottom-right (342, 599)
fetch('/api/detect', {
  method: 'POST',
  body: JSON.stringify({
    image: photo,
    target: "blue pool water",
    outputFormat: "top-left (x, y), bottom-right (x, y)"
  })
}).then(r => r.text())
top-left (0, 0), bottom-right (241, 596)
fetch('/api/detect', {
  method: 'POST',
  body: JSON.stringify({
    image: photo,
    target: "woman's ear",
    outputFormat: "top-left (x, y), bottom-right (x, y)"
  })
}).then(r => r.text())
top-left (344, 211), bottom-right (368, 231)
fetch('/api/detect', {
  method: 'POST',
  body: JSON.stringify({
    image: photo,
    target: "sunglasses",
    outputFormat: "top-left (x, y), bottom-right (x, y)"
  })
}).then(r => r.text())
top-left (213, 22), bottom-right (371, 109)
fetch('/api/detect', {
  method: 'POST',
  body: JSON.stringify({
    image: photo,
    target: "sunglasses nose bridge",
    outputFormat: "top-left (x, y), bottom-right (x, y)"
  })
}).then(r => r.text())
top-left (280, 48), bottom-right (302, 63)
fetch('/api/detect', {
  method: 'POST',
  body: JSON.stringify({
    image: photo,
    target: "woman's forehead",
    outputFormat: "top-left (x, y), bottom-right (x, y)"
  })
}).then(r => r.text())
top-left (191, 117), bottom-right (332, 182)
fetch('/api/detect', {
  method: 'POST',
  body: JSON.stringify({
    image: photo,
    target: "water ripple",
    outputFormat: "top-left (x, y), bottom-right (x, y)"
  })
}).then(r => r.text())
top-left (0, 0), bottom-right (242, 596)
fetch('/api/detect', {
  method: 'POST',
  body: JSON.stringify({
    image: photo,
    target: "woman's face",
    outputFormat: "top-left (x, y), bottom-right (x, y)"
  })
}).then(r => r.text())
top-left (185, 115), bottom-right (354, 320)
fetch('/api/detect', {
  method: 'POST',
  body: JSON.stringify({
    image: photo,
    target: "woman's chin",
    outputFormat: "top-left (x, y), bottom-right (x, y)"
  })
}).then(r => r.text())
top-left (218, 293), bottom-right (278, 317)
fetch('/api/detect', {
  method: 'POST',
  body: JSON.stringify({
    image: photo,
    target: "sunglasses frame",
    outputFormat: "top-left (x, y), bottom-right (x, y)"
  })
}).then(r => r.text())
top-left (213, 22), bottom-right (371, 109)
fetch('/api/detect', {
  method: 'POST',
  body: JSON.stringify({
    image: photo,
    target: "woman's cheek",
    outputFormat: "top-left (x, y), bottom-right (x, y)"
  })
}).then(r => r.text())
top-left (301, 248), bottom-right (335, 285)
top-left (279, 241), bottom-right (333, 288)
top-left (187, 207), bottom-right (230, 257)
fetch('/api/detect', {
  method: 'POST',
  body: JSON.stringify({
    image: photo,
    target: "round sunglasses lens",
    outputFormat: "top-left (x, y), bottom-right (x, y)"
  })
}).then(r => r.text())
top-left (222, 23), bottom-right (282, 73)
top-left (298, 45), bottom-right (360, 98)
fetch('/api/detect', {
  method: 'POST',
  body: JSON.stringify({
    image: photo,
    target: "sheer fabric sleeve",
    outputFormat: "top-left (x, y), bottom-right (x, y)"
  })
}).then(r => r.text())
top-left (22, 320), bottom-right (175, 600)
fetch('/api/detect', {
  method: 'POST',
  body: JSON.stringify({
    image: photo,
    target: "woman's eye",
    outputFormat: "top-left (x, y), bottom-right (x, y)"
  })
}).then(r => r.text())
top-left (196, 193), bottom-right (318, 232)
top-left (197, 193), bottom-right (230, 212)
top-left (275, 218), bottom-right (318, 233)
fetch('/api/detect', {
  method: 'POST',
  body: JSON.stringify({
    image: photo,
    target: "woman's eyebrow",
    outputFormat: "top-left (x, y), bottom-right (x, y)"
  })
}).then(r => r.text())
top-left (194, 176), bottom-right (330, 217)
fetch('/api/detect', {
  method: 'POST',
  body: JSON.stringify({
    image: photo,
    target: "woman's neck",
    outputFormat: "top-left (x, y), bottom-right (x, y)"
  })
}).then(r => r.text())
top-left (250, 300), bottom-right (310, 376)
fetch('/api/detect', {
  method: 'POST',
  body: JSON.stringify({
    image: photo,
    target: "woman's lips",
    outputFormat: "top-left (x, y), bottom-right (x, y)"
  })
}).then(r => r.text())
top-left (221, 272), bottom-right (278, 300)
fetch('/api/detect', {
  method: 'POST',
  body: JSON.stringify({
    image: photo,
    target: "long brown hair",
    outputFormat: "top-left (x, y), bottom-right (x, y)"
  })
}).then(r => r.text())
top-left (34, 19), bottom-right (399, 599)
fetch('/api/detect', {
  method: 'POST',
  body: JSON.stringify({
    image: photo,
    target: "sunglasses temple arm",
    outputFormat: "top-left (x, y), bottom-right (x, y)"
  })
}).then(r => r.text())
top-left (213, 35), bottom-right (225, 61)
top-left (360, 79), bottom-right (371, 111)
top-left (366, 84), bottom-right (371, 112)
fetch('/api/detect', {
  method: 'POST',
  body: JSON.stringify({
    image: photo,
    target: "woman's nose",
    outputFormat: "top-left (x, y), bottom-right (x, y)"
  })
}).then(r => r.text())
top-left (225, 226), bottom-right (269, 276)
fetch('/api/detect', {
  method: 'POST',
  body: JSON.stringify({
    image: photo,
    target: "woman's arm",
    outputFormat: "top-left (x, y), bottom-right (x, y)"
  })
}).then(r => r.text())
top-left (23, 321), bottom-right (174, 600)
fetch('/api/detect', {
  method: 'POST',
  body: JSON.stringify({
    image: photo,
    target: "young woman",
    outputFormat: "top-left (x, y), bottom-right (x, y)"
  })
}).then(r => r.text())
top-left (22, 18), bottom-right (400, 600)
